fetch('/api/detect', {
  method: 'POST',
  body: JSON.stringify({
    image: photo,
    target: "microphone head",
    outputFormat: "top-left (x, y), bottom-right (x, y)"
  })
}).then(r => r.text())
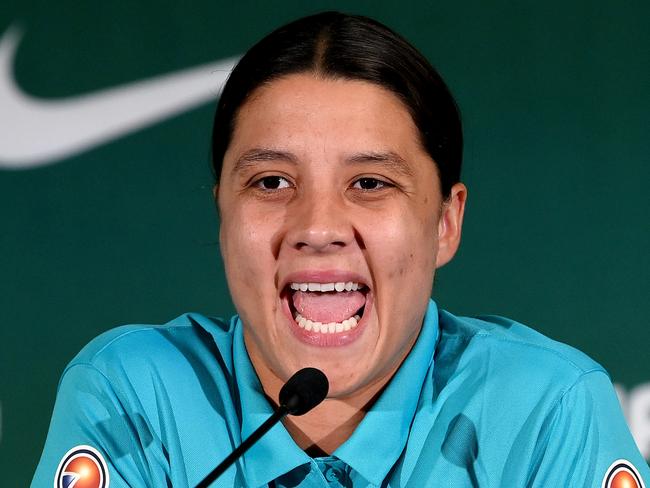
top-left (279, 367), bottom-right (329, 416)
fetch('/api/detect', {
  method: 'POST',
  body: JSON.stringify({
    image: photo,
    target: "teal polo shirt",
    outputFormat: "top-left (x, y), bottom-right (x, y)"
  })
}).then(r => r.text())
top-left (32, 301), bottom-right (649, 487)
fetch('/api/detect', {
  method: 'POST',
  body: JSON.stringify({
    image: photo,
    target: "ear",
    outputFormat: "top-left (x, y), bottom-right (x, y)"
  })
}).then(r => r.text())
top-left (435, 182), bottom-right (467, 269)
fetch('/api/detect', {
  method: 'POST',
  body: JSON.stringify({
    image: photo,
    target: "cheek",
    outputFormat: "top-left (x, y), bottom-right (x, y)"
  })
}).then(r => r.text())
top-left (220, 204), bottom-right (279, 298)
top-left (369, 206), bottom-right (438, 279)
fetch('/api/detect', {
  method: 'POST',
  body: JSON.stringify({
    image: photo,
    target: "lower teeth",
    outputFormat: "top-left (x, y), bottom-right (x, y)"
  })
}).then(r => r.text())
top-left (294, 313), bottom-right (361, 333)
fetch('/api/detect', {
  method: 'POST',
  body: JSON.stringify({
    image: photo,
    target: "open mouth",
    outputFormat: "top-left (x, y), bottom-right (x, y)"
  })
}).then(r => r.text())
top-left (281, 279), bottom-right (371, 346)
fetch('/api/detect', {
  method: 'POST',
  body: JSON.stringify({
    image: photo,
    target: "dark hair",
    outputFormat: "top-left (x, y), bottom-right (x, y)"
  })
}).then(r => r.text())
top-left (211, 11), bottom-right (462, 198)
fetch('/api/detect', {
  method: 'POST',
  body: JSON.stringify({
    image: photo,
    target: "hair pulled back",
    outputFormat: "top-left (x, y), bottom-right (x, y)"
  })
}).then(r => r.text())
top-left (211, 11), bottom-right (462, 198)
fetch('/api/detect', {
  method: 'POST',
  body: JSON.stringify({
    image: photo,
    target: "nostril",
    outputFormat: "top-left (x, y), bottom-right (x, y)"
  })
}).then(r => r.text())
top-left (295, 240), bottom-right (346, 252)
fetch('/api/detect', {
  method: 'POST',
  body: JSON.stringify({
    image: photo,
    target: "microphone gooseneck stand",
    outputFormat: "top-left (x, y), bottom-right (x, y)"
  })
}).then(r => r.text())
top-left (195, 367), bottom-right (328, 488)
top-left (195, 405), bottom-right (289, 488)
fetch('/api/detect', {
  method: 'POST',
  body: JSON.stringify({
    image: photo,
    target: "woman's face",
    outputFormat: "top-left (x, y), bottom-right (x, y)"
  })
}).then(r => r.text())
top-left (217, 73), bottom-right (465, 399)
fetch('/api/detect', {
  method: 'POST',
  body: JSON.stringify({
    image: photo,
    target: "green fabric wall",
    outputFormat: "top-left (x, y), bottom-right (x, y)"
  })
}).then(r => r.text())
top-left (1, 1), bottom-right (648, 485)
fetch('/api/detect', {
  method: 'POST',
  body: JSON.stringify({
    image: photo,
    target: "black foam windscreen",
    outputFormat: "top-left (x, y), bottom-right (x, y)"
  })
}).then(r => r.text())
top-left (279, 367), bottom-right (329, 416)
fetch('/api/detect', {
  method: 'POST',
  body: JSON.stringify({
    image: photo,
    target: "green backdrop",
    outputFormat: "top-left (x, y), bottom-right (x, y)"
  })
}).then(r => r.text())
top-left (1, 1), bottom-right (648, 486)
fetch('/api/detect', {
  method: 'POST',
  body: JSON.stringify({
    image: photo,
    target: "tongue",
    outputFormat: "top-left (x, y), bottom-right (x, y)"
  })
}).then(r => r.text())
top-left (292, 290), bottom-right (366, 323)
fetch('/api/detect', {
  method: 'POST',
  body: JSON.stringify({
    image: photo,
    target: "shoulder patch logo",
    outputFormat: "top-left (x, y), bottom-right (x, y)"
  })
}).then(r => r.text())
top-left (602, 459), bottom-right (645, 488)
top-left (54, 445), bottom-right (109, 488)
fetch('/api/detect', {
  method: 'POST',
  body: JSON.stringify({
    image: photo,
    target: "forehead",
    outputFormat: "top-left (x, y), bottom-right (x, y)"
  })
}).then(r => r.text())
top-left (225, 73), bottom-right (426, 166)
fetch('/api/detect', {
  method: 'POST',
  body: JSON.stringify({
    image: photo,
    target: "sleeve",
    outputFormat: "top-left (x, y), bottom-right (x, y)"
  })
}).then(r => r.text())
top-left (528, 370), bottom-right (650, 488)
top-left (31, 363), bottom-right (167, 488)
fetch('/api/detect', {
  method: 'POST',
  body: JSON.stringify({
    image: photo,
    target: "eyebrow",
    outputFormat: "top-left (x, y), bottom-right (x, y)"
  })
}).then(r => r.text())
top-left (346, 151), bottom-right (415, 178)
top-left (231, 148), bottom-right (414, 178)
top-left (231, 148), bottom-right (298, 175)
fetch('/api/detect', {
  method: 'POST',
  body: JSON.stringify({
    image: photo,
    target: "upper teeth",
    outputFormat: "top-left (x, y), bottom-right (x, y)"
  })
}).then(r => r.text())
top-left (290, 282), bottom-right (364, 292)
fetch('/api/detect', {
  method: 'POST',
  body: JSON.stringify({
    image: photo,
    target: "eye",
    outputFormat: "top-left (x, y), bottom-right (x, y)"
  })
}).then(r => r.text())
top-left (352, 177), bottom-right (391, 191)
top-left (254, 175), bottom-right (292, 190)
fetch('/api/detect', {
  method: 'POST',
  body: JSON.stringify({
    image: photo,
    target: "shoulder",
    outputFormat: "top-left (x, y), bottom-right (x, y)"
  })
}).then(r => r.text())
top-left (34, 314), bottom-right (245, 488)
top-left (61, 313), bottom-right (239, 391)
top-left (435, 309), bottom-right (608, 400)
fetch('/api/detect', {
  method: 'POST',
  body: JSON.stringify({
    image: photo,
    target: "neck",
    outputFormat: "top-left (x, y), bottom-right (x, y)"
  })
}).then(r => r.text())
top-left (242, 333), bottom-right (415, 455)
top-left (256, 368), bottom-right (391, 455)
top-left (281, 390), bottom-right (380, 454)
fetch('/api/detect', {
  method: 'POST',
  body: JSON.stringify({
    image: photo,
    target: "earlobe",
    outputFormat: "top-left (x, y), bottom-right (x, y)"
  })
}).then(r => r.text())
top-left (435, 182), bottom-right (467, 268)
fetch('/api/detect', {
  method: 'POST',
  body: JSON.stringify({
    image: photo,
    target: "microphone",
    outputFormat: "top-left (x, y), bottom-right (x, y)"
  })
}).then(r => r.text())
top-left (195, 367), bottom-right (328, 488)
top-left (280, 367), bottom-right (329, 415)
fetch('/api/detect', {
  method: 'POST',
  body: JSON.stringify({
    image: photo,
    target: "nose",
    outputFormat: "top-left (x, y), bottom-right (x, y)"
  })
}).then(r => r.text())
top-left (285, 189), bottom-right (354, 253)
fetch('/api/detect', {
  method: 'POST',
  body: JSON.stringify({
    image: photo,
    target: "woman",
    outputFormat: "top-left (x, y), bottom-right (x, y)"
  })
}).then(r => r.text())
top-left (34, 12), bottom-right (648, 487)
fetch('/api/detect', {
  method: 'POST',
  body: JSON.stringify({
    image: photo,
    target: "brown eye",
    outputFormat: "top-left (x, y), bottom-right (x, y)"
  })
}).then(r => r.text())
top-left (255, 175), bottom-right (291, 190)
top-left (353, 177), bottom-right (389, 190)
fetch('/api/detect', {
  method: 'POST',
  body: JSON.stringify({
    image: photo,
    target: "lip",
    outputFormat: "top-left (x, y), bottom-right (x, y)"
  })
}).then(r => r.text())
top-left (279, 269), bottom-right (372, 347)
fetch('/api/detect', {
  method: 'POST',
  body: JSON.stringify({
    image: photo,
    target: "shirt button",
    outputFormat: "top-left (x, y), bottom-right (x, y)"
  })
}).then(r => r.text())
top-left (324, 466), bottom-right (343, 482)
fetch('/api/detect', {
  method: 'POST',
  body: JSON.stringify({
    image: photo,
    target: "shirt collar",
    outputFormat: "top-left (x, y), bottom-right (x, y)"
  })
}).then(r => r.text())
top-left (333, 299), bottom-right (440, 485)
top-left (233, 319), bottom-right (311, 487)
top-left (231, 300), bottom-right (440, 487)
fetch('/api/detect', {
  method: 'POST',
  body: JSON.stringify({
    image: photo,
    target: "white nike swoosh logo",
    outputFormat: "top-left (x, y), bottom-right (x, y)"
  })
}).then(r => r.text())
top-left (0, 27), bottom-right (237, 169)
